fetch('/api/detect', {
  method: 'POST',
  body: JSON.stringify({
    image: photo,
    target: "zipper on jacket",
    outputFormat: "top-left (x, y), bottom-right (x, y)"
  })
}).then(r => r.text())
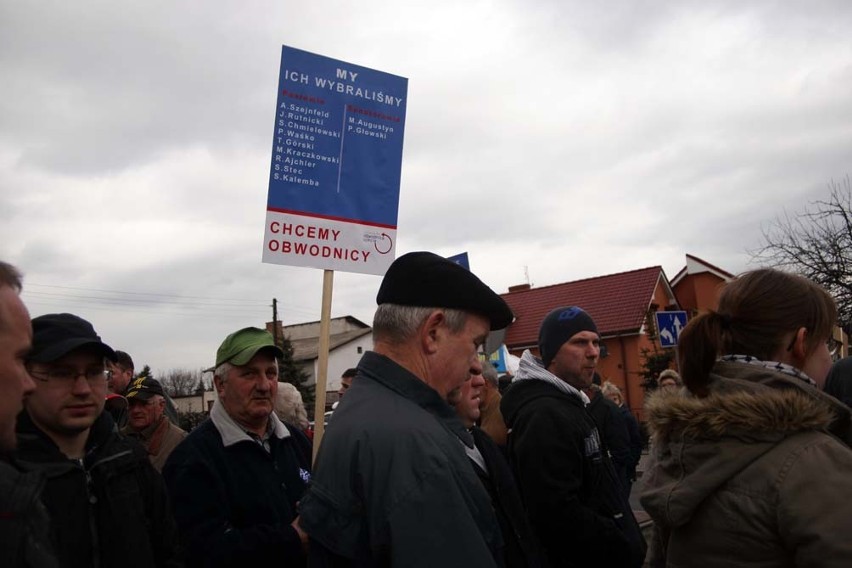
top-left (74, 459), bottom-right (101, 568)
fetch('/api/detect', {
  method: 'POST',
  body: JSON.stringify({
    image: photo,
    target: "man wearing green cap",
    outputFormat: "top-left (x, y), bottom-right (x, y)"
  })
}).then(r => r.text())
top-left (163, 327), bottom-right (312, 567)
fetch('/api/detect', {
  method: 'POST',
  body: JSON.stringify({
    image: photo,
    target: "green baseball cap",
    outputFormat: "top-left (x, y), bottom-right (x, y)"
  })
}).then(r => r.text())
top-left (215, 327), bottom-right (284, 366)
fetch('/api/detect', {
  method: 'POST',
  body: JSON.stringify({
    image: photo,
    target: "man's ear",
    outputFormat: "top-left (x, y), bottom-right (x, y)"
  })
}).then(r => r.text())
top-left (213, 375), bottom-right (226, 396)
top-left (419, 310), bottom-right (445, 355)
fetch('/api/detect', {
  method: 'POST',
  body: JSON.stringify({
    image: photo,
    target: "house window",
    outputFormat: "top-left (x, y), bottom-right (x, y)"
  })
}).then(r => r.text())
top-left (357, 346), bottom-right (363, 354)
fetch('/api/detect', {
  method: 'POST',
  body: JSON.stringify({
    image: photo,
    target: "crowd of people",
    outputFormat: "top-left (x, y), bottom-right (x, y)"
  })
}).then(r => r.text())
top-left (1, 254), bottom-right (851, 567)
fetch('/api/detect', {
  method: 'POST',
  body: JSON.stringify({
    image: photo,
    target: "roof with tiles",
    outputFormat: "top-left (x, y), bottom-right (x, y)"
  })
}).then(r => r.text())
top-left (501, 266), bottom-right (667, 347)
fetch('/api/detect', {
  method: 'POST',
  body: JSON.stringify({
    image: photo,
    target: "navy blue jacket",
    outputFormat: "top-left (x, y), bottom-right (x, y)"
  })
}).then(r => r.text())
top-left (162, 413), bottom-right (312, 568)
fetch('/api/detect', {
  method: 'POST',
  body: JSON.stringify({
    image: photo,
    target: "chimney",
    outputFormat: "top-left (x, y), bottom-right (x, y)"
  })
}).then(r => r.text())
top-left (508, 283), bottom-right (531, 293)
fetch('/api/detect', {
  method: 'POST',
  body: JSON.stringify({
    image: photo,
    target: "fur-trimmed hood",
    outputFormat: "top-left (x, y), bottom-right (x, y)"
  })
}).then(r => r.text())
top-left (645, 385), bottom-right (835, 445)
top-left (640, 360), bottom-right (852, 529)
top-left (646, 360), bottom-right (852, 446)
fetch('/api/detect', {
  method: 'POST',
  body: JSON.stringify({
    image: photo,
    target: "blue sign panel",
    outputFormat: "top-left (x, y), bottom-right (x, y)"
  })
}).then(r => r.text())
top-left (654, 311), bottom-right (688, 349)
top-left (263, 46), bottom-right (408, 275)
top-left (489, 345), bottom-right (507, 373)
top-left (479, 345), bottom-right (507, 373)
top-left (448, 252), bottom-right (470, 270)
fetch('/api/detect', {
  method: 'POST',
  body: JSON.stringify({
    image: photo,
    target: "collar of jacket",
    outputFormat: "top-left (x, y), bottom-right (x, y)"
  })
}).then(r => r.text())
top-left (644, 360), bottom-right (852, 445)
top-left (17, 410), bottom-right (115, 458)
top-left (358, 351), bottom-right (475, 447)
top-left (514, 349), bottom-right (590, 404)
top-left (16, 410), bottom-right (128, 476)
top-left (210, 398), bottom-right (290, 448)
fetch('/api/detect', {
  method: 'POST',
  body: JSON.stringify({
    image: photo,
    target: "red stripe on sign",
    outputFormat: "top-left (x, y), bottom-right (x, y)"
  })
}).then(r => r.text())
top-left (266, 207), bottom-right (397, 230)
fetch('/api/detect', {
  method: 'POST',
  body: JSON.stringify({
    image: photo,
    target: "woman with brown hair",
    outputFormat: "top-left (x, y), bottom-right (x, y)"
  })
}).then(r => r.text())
top-left (640, 269), bottom-right (852, 567)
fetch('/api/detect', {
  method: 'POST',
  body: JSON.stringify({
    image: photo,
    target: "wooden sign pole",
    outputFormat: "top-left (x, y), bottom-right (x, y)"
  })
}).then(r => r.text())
top-left (312, 269), bottom-right (334, 464)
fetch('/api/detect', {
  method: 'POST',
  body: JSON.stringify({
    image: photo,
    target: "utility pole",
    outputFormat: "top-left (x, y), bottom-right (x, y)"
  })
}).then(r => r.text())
top-left (272, 298), bottom-right (279, 347)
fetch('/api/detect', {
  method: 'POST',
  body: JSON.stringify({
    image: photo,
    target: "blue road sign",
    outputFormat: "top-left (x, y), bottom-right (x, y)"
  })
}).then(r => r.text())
top-left (489, 345), bottom-right (507, 373)
top-left (655, 311), bottom-right (688, 348)
top-left (262, 46), bottom-right (408, 275)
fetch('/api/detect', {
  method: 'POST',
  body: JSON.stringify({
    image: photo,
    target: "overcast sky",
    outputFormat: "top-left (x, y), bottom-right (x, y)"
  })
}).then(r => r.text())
top-left (2, 1), bottom-right (851, 374)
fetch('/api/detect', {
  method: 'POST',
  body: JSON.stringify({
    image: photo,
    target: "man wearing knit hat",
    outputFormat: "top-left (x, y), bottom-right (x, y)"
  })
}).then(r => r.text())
top-left (300, 251), bottom-right (514, 567)
top-left (501, 306), bottom-right (646, 568)
top-left (163, 327), bottom-right (312, 567)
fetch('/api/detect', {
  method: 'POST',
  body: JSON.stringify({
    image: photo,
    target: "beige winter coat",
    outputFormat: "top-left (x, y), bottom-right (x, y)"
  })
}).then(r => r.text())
top-left (640, 360), bottom-right (852, 568)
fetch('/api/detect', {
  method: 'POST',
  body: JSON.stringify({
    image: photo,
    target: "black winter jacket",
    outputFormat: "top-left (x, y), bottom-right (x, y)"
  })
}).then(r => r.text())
top-left (618, 405), bottom-right (643, 479)
top-left (15, 411), bottom-right (181, 568)
top-left (586, 394), bottom-right (632, 497)
top-left (162, 408), bottom-right (312, 568)
top-left (470, 427), bottom-right (547, 568)
top-left (502, 378), bottom-right (646, 568)
top-left (0, 455), bottom-right (57, 568)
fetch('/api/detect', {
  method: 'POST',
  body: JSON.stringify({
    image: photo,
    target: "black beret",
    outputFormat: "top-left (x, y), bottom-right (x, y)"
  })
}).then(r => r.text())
top-left (377, 251), bottom-right (514, 330)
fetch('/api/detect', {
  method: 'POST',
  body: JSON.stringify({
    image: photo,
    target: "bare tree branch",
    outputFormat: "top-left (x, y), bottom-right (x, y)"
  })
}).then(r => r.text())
top-left (161, 368), bottom-right (204, 397)
top-left (752, 176), bottom-right (852, 329)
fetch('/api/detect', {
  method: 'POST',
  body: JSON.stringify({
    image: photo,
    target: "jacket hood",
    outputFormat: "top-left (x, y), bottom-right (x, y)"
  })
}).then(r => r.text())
top-left (640, 361), bottom-right (843, 529)
top-left (645, 387), bottom-right (834, 445)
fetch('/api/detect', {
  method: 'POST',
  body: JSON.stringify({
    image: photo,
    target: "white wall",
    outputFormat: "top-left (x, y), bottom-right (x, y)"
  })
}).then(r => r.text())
top-left (173, 389), bottom-right (218, 413)
top-left (300, 333), bottom-right (372, 393)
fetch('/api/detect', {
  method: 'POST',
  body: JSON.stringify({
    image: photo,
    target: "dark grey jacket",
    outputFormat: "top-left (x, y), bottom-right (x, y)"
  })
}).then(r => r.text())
top-left (300, 351), bottom-right (503, 567)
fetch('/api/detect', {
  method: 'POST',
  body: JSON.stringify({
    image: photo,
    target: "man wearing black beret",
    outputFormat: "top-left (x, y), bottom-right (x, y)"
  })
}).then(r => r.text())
top-left (300, 251), bottom-right (514, 567)
top-left (501, 306), bottom-right (646, 568)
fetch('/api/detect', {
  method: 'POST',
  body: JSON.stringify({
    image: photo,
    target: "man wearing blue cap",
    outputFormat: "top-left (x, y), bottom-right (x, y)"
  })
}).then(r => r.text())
top-left (501, 306), bottom-right (646, 568)
top-left (15, 312), bottom-right (180, 568)
top-left (163, 327), bottom-right (312, 568)
top-left (300, 251), bottom-right (515, 567)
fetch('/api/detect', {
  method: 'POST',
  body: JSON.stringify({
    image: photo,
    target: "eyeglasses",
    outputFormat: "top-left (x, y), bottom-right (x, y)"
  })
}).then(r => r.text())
top-left (28, 367), bottom-right (107, 385)
top-left (785, 333), bottom-right (842, 356)
top-left (827, 337), bottom-right (841, 357)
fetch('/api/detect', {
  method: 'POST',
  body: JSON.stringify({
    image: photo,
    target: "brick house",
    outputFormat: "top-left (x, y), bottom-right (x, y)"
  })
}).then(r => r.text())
top-left (670, 254), bottom-right (734, 316)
